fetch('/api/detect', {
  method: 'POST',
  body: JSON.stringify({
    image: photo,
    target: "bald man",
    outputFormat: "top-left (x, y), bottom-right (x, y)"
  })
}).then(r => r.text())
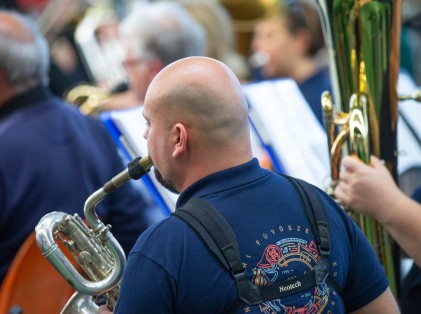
top-left (0, 10), bottom-right (159, 287)
top-left (100, 57), bottom-right (398, 313)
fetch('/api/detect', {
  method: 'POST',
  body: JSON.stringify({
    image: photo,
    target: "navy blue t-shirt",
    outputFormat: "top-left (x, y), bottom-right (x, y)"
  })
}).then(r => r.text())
top-left (115, 159), bottom-right (388, 313)
top-left (298, 67), bottom-right (331, 126)
top-left (397, 185), bottom-right (421, 313)
top-left (411, 186), bottom-right (421, 203)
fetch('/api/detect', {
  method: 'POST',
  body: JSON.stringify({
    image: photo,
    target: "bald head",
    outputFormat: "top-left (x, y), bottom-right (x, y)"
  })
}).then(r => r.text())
top-left (145, 57), bottom-right (250, 147)
top-left (0, 12), bottom-right (33, 42)
top-left (0, 10), bottom-right (49, 90)
top-left (143, 57), bottom-right (253, 192)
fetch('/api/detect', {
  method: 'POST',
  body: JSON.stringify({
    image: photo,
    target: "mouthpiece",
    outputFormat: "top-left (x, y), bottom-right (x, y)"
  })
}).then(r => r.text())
top-left (128, 156), bottom-right (153, 180)
top-left (103, 156), bottom-right (153, 193)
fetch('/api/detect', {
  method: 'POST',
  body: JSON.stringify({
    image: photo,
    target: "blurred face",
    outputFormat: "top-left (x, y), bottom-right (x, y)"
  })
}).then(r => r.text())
top-left (251, 16), bottom-right (298, 78)
top-left (122, 43), bottom-right (155, 103)
top-left (142, 97), bottom-right (178, 194)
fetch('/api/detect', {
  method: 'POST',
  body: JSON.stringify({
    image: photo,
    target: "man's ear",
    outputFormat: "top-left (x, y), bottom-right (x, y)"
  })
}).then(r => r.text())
top-left (172, 123), bottom-right (187, 158)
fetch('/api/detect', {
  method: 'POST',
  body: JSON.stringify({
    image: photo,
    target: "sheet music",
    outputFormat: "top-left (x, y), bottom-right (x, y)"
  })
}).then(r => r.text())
top-left (109, 107), bottom-right (179, 212)
top-left (397, 72), bottom-right (421, 174)
top-left (243, 78), bottom-right (330, 189)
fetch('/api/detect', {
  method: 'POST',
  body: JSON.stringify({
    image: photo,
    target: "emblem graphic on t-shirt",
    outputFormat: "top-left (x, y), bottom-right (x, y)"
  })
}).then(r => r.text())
top-left (248, 236), bottom-right (332, 313)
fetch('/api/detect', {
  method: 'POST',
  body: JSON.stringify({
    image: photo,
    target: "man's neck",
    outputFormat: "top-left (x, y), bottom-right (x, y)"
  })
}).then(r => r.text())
top-left (178, 146), bottom-right (253, 193)
top-left (0, 79), bottom-right (39, 107)
top-left (289, 58), bottom-right (319, 84)
top-left (0, 86), bottom-right (21, 107)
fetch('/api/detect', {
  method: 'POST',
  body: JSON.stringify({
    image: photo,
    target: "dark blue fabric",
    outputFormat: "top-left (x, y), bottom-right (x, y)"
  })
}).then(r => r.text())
top-left (297, 67), bottom-right (332, 126)
top-left (411, 186), bottom-right (421, 203)
top-left (0, 86), bottom-right (158, 284)
top-left (115, 159), bottom-right (389, 313)
top-left (398, 186), bottom-right (421, 314)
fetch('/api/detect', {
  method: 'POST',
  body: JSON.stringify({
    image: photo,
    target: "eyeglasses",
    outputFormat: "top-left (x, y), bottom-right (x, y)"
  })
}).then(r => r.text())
top-left (122, 57), bottom-right (150, 70)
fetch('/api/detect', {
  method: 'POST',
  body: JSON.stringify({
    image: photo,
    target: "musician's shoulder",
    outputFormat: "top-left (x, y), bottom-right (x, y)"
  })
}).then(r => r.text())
top-left (130, 215), bottom-right (186, 252)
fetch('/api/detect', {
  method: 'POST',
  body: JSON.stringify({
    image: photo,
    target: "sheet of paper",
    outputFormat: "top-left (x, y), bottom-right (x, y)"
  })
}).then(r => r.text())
top-left (397, 72), bottom-right (421, 174)
top-left (243, 79), bottom-right (331, 189)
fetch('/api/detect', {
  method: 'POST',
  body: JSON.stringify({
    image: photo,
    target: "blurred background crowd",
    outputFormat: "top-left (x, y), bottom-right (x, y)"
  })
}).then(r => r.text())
top-left (1, 0), bottom-right (419, 112)
top-left (1, 0), bottom-right (421, 313)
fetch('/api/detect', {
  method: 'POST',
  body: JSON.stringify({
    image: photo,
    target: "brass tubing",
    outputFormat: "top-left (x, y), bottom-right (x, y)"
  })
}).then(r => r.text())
top-left (316, 0), bottom-right (401, 296)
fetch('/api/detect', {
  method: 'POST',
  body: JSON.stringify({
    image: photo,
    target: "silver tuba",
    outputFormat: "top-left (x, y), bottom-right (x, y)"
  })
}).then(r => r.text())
top-left (314, 0), bottom-right (402, 295)
top-left (35, 156), bottom-right (153, 312)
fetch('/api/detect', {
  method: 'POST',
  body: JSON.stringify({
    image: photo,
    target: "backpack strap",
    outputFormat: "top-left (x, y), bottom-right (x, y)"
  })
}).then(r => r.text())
top-left (173, 197), bottom-right (263, 305)
top-left (281, 175), bottom-right (333, 287)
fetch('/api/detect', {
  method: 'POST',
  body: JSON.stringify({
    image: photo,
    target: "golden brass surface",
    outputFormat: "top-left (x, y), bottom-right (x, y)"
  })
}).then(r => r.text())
top-left (65, 84), bottom-right (111, 116)
top-left (316, 0), bottom-right (402, 295)
top-left (220, 0), bottom-right (279, 25)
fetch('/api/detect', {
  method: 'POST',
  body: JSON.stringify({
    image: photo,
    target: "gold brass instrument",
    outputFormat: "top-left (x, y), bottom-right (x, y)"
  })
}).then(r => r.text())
top-left (64, 81), bottom-right (135, 116)
top-left (220, 0), bottom-right (280, 32)
top-left (399, 90), bottom-right (421, 102)
top-left (35, 156), bottom-right (153, 312)
top-left (65, 84), bottom-right (112, 116)
top-left (219, 0), bottom-right (281, 60)
top-left (315, 0), bottom-right (402, 295)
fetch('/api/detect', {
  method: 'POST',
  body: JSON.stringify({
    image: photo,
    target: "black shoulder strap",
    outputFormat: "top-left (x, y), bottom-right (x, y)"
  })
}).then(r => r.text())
top-left (172, 176), bottom-right (339, 309)
top-left (172, 198), bottom-right (263, 305)
top-left (281, 175), bottom-right (332, 286)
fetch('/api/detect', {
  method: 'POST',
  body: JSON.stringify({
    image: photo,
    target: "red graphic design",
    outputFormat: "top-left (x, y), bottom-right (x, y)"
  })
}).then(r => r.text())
top-left (258, 244), bottom-right (284, 267)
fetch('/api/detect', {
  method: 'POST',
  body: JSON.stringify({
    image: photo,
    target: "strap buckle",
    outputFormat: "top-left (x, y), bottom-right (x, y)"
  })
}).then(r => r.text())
top-left (232, 270), bottom-right (262, 305)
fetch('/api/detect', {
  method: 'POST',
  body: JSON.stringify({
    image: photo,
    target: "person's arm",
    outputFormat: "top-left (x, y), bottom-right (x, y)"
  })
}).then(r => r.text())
top-left (350, 288), bottom-right (399, 314)
top-left (98, 305), bottom-right (113, 314)
top-left (334, 155), bottom-right (421, 267)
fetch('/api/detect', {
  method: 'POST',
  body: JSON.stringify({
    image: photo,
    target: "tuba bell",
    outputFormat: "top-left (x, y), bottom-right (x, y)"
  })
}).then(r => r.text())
top-left (315, 0), bottom-right (402, 295)
top-left (35, 156), bottom-right (153, 312)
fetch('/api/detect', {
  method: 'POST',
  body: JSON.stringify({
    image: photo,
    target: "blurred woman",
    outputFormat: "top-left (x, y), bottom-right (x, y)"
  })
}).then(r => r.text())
top-left (250, 0), bottom-right (329, 124)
